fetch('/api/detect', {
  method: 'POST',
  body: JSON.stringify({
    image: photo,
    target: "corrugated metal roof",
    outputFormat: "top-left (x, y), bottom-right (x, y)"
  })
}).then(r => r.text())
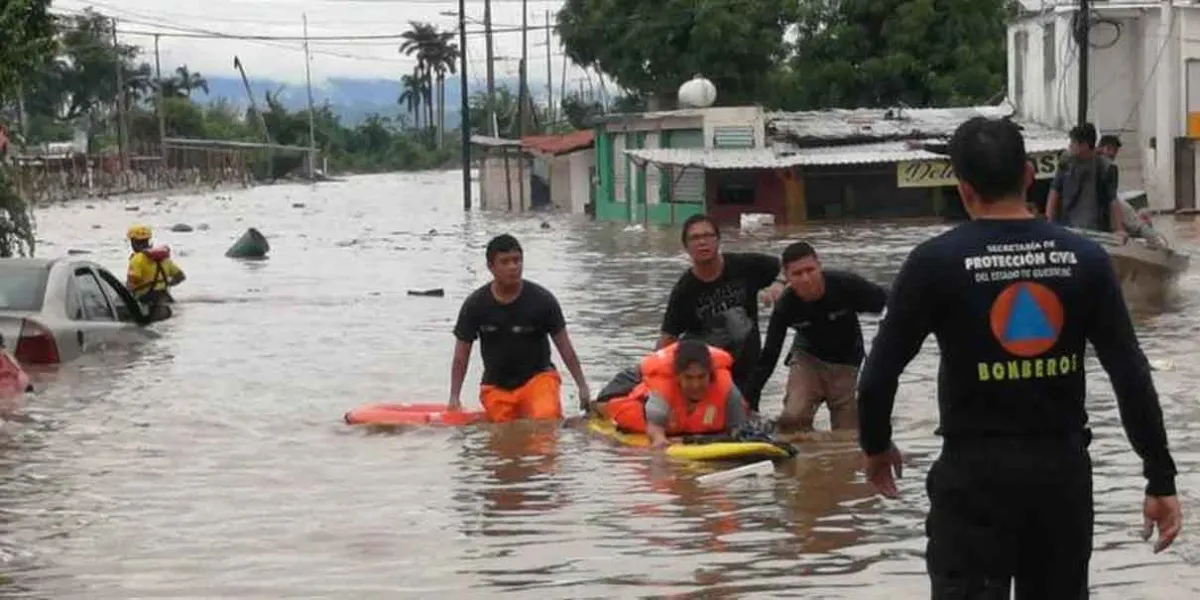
top-left (625, 136), bottom-right (1070, 170)
top-left (470, 134), bottom-right (522, 148)
top-left (766, 105), bottom-right (1064, 146)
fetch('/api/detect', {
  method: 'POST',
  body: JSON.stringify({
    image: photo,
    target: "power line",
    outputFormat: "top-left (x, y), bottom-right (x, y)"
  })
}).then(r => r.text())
top-left (114, 24), bottom-right (551, 41)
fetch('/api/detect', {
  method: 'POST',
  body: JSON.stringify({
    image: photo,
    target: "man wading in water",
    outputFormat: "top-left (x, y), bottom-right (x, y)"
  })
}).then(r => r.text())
top-left (857, 116), bottom-right (1181, 597)
top-left (1044, 123), bottom-right (1125, 239)
top-left (749, 241), bottom-right (887, 433)
top-left (658, 214), bottom-right (784, 413)
top-left (448, 234), bottom-right (591, 422)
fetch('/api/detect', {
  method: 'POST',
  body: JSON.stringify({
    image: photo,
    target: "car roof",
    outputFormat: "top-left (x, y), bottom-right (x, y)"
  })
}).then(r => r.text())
top-left (0, 257), bottom-right (60, 270)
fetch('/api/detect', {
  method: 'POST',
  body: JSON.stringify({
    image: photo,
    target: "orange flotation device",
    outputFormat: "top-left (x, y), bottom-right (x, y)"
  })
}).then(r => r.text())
top-left (0, 350), bottom-right (30, 399)
top-left (343, 402), bottom-right (485, 427)
top-left (603, 343), bottom-right (735, 435)
top-left (145, 245), bottom-right (171, 262)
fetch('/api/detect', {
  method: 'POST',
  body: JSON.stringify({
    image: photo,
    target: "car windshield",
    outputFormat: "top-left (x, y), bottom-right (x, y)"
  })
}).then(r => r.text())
top-left (0, 265), bottom-right (48, 311)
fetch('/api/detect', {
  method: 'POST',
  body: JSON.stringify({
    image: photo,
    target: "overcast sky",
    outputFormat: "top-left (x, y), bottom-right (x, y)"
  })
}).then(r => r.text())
top-left (55, 0), bottom-right (604, 94)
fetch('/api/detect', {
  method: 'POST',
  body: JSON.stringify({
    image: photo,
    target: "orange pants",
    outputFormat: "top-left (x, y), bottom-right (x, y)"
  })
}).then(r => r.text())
top-left (602, 393), bottom-right (650, 433)
top-left (480, 370), bottom-right (562, 423)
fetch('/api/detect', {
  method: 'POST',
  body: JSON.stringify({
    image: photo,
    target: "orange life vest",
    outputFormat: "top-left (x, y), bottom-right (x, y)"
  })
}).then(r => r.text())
top-left (604, 343), bottom-right (735, 435)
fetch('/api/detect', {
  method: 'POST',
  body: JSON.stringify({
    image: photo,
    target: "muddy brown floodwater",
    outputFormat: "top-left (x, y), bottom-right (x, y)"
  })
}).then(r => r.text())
top-left (0, 171), bottom-right (1197, 598)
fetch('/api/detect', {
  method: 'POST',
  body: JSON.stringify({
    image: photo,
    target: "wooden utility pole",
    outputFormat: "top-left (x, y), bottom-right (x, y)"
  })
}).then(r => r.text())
top-left (483, 0), bottom-right (496, 135)
top-left (545, 10), bottom-right (553, 124)
top-left (459, 0), bottom-right (472, 210)
top-left (302, 13), bottom-right (318, 178)
top-left (111, 18), bottom-right (128, 170)
top-left (154, 35), bottom-right (167, 166)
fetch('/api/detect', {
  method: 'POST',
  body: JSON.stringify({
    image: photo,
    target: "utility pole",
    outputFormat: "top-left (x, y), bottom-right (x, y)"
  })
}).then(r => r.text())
top-left (302, 13), bottom-right (317, 179)
top-left (545, 10), bottom-right (553, 125)
top-left (1076, 0), bottom-right (1089, 127)
top-left (519, 0), bottom-right (528, 136)
top-left (111, 17), bottom-right (128, 171)
top-left (459, 0), bottom-right (472, 210)
top-left (154, 34), bottom-right (167, 166)
top-left (483, 0), bottom-right (496, 136)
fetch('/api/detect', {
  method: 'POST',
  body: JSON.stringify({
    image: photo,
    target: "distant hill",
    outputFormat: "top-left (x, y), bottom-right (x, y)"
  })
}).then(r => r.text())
top-left (202, 75), bottom-right (549, 127)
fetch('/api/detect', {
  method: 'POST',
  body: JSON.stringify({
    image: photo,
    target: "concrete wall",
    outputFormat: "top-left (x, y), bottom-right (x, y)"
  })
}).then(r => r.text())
top-left (567, 150), bottom-right (594, 214)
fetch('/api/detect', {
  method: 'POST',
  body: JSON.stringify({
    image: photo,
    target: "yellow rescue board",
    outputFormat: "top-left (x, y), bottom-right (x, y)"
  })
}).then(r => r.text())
top-left (587, 416), bottom-right (793, 462)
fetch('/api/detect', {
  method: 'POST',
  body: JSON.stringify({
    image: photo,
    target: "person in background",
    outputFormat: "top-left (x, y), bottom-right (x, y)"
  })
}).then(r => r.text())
top-left (125, 224), bottom-right (185, 319)
top-left (1098, 134), bottom-right (1122, 162)
top-left (1044, 123), bottom-right (1123, 237)
top-left (658, 214), bottom-right (785, 413)
top-left (449, 234), bottom-right (591, 422)
top-left (750, 241), bottom-right (887, 433)
top-left (602, 339), bottom-right (747, 448)
top-left (857, 116), bottom-right (1181, 596)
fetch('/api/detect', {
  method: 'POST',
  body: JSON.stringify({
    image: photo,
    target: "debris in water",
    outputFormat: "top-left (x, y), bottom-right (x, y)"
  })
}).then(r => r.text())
top-left (66, 249), bottom-right (90, 255)
top-left (125, 205), bottom-right (139, 211)
top-left (292, 202), bottom-right (305, 208)
top-left (170, 223), bottom-right (194, 233)
top-left (407, 289), bottom-right (445, 297)
top-left (1149, 359), bottom-right (1174, 372)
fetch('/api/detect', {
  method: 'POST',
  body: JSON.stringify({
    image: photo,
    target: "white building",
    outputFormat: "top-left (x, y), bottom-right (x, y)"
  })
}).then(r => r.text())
top-left (1008, 0), bottom-right (1200, 211)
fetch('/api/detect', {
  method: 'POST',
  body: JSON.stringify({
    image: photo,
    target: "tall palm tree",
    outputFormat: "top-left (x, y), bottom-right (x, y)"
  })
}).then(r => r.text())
top-left (428, 34), bottom-right (458, 148)
top-left (398, 72), bottom-right (423, 130)
top-left (399, 21), bottom-right (440, 141)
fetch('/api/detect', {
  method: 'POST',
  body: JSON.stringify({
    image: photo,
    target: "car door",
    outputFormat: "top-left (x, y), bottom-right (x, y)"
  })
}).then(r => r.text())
top-left (92, 267), bottom-right (157, 339)
top-left (70, 266), bottom-right (122, 352)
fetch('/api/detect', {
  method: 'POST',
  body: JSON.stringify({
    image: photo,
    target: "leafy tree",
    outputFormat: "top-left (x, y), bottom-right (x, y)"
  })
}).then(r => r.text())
top-left (779, 0), bottom-right (1016, 110)
top-left (0, 0), bottom-right (56, 257)
top-left (555, 0), bottom-right (791, 106)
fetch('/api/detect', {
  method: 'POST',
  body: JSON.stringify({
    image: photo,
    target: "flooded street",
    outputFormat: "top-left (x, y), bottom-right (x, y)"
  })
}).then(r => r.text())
top-left (2, 171), bottom-right (1198, 598)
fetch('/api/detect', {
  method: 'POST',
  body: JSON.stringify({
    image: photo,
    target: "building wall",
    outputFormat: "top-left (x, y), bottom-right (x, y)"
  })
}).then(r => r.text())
top-left (1008, 5), bottom-right (1200, 209)
top-left (705, 169), bottom-right (787, 225)
top-left (593, 106), bottom-right (763, 224)
top-left (568, 149), bottom-right (595, 214)
top-left (479, 152), bottom-right (529, 211)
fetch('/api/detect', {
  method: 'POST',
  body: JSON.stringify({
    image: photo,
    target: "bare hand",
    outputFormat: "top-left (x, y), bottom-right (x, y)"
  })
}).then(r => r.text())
top-left (760, 282), bottom-right (785, 306)
top-left (447, 397), bottom-right (462, 411)
top-left (1143, 495), bottom-right (1183, 553)
top-left (650, 436), bottom-right (670, 450)
top-left (863, 445), bottom-right (903, 498)
top-left (577, 386), bottom-right (592, 412)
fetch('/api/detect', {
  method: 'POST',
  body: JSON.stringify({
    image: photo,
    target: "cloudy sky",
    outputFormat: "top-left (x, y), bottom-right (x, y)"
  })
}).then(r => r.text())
top-left (55, 0), bottom-right (602, 94)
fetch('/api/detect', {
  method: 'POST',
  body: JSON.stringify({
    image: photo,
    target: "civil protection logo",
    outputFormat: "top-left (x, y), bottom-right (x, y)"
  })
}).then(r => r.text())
top-left (988, 281), bottom-right (1064, 357)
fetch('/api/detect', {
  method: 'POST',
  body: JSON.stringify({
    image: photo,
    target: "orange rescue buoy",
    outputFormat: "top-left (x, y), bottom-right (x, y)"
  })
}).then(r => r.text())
top-left (343, 402), bottom-right (485, 427)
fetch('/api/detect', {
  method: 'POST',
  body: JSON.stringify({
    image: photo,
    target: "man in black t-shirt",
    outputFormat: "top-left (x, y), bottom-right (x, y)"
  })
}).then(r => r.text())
top-left (658, 214), bottom-right (784, 412)
top-left (857, 117), bottom-right (1181, 596)
top-left (449, 234), bottom-right (591, 422)
top-left (750, 241), bottom-right (886, 432)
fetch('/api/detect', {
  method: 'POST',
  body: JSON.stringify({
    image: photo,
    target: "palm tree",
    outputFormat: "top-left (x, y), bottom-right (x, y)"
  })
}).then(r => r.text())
top-left (399, 72), bottom-right (425, 130)
top-left (399, 22), bottom-right (437, 138)
top-left (428, 35), bottom-right (458, 148)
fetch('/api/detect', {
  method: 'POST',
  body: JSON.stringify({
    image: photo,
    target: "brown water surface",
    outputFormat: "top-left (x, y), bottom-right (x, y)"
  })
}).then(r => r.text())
top-left (1, 172), bottom-right (1197, 598)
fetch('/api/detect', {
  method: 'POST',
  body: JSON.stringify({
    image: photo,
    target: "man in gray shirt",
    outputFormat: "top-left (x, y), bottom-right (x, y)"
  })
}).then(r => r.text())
top-left (1045, 123), bottom-right (1125, 236)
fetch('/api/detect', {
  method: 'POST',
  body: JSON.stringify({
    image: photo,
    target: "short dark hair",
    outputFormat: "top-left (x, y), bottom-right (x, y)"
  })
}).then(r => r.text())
top-left (680, 214), bottom-right (720, 246)
top-left (948, 117), bottom-right (1029, 202)
top-left (1069, 123), bottom-right (1097, 148)
top-left (673, 338), bottom-right (713, 375)
top-left (1099, 134), bottom-right (1121, 148)
top-left (485, 234), bottom-right (522, 264)
top-left (781, 241), bottom-right (817, 267)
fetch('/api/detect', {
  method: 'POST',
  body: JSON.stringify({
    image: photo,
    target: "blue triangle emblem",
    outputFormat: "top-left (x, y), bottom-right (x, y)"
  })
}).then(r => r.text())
top-left (1003, 285), bottom-right (1054, 342)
